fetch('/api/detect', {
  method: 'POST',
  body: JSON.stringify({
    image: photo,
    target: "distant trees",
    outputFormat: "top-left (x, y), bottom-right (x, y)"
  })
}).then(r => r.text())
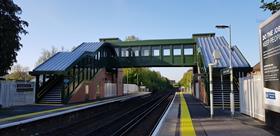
top-left (122, 35), bottom-right (173, 92)
top-left (123, 68), bottom-right (173, 92)
top-left (179, 69), bottom-right (193, 89)
top-left (125, 35), bottom-right (139, 41)
top-left (0, 0), bottom-right (28, 76)
top-left (5, 64), bottom-right (33, 81)
top-left (35, 46), bottom-right (66, 66)
top-left (260, 0), bottom-right (280, 14)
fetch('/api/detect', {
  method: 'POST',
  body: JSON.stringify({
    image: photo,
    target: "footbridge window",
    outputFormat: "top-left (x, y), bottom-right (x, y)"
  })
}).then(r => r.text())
top-left (183, 45), bottom-right (193, 55)
top-left (173, 48), bottom-right (181, 56)
top-left (143, 50), bottom-right (149, 56)
top-left (97, 52), bottom-right (100, 60)
top-left (184, 48), bottom-right (193, 55)
top-left (103, 51), bottom-right (107, 57)
top-left (121, 48), bottom-right (129, 57)
top-left (142, 47), bottom-right (150, 56)
top-left (134, 50), bottom-right (139, 56)
top-left (152, 46), bottom-right (160, 56)
top-left (163, 48), bottom-right (170, 56)
top-left (153, 49), bottom-right (160, 56)
top-left (131, 47), bottom-right (140, 57)
top-left (115, 48), bottom-right (119, 56)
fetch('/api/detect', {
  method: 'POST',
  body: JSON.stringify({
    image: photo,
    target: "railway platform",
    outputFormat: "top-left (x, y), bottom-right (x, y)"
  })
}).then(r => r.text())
top-left (0, 92), bottom-right (151, 129)
top-left (154, 93), bottom-right (279, 136)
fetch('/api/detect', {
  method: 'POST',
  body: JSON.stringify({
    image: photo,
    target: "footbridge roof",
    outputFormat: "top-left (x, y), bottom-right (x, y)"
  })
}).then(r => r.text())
top-left (197, 36), bottom-right (250, 68)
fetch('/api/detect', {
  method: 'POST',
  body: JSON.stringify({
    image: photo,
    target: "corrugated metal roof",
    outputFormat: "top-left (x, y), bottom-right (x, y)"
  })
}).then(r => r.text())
top-left (197, 37), bottom-right (250, 68)
top-left (72, 42), bottom-right (104, 53)
top-left (33, 42), bottom-right (103, 72)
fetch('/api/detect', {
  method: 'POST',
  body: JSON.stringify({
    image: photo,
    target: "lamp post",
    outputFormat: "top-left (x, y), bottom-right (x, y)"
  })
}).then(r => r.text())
top-left (216, 24), bottom-right (234, 117)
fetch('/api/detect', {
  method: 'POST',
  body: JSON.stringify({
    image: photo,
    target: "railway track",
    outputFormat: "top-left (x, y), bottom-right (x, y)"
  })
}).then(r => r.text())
top-left (88, 92), bottom-right (174, 136)
top-left (112, 92), bottom-right (174, 136)
top-left (44, 91), bottom-right (174, 136)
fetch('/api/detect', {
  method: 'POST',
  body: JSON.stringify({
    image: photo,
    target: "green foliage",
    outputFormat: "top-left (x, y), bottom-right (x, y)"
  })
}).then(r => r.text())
top-left (179, 69), bottom-right (193, 89)
top-left (261, 0), bottom-right (280, 14)
top-left (123, 68), bottom-right (173, 92)
top-left (5, 64), bottom-right (33, 81)
top-left (0, 0), bottom-right (28, 76)
top-left (125, 35), bottom-right (139, 41)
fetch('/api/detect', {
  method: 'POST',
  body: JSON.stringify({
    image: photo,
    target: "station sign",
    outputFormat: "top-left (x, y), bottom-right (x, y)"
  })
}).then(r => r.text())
top-left (16, 82), bottom-right (34, 92)
top-left (260, 10), bottom-right (280, 113)
top-left (221, 68), bottom-right (230, 75)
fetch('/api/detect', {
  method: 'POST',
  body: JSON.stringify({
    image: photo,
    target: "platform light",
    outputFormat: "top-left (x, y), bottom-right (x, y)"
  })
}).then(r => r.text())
top-left (215, 24), bottom-right (235, 117)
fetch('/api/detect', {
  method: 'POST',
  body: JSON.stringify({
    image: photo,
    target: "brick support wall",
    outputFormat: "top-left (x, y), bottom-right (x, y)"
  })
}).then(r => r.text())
top-left (69, 68), bottom-right (123, 103)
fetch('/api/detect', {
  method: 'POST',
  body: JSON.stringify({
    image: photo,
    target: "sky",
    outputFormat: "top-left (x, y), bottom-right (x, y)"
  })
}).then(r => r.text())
top-left (14, 0), bottom-right (271, 82)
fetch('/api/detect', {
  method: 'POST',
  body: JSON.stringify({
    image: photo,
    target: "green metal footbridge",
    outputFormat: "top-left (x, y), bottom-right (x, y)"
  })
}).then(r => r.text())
top-left (31, 33), bottom-right (251, 106)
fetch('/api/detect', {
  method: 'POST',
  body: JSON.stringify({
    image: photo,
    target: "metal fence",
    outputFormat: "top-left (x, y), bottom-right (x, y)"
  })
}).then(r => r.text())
top-left (239, 74), bottom-right (265, 121)
top-left (0, 81), bottom-right (35, 108)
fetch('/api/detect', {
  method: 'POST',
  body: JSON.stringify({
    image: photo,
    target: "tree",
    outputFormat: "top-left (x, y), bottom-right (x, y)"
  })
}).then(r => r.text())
top-left (0, 0), bottom-right (28, 76)
top-left (261, 0), bottom-right (280, 14)
top-left (35, 46), bottom-right (58, 66)
top-left (35, 46), bottom-right (65, 66)
top-left (179, 69), bottom-right (193, 89)
top-left (125, 35), bottom-right (139, 41)
top-left (123, 68), bottom-right (173, 92)
top-left (35, 46), bottom-right (74, 66)
top-left (5, 64), bottom-right (33, 81)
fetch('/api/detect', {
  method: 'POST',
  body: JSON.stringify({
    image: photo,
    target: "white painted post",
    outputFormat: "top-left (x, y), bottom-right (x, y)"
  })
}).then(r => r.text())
top-left (209, 50), bottom-right (220, 118)
top-left (230, 67), bottom-right (235, 117)
top-left (221, 73), bottom-right (224, 110)
top-left (209, 64), bottom-right (214, 118)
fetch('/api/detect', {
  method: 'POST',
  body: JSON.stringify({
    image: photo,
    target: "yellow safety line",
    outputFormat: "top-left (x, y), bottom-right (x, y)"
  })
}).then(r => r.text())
top-left (0, 100), bottom-right (104, 123)
top-left (180, 92), bottom-right (196, 136)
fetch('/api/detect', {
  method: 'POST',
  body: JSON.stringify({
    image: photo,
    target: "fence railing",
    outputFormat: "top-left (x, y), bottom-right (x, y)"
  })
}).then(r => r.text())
top-left (0, 81), bottom-right (35, 108)
top-left (239, 74), bottom-right (265, 121)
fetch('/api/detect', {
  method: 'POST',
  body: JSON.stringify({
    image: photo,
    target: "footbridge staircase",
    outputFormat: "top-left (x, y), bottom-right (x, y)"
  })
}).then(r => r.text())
top-left (195, 35), bottom-right (251, 108)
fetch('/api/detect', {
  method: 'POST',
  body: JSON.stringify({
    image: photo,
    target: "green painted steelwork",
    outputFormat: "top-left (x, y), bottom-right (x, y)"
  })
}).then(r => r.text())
top-left (108, 38), bottom-right (197, 67)
top-left (110, 38), bottom-right (195, 46)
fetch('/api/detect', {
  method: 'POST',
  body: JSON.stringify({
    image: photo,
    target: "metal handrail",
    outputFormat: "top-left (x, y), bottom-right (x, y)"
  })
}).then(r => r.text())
top-left (64, 69), bottom-right (86, 99)
top-left (233, 76), bottom-right (239, 90)
top-left (37, 76), bottom-right (61, 98)
top-left (63, 66), bottom-right (102, 102)
top-left (62, 55), bottom-right (115, 103)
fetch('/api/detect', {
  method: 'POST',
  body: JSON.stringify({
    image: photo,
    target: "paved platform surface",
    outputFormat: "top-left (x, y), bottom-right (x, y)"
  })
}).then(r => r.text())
top-left (157, 94), bottom-right (180, 136)
top-left (156, 93), bottom-right (279, 136)
top-left (185, 94), bottom-right (278, 136)
top-left (0, 92), bottom-right (150, 128)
